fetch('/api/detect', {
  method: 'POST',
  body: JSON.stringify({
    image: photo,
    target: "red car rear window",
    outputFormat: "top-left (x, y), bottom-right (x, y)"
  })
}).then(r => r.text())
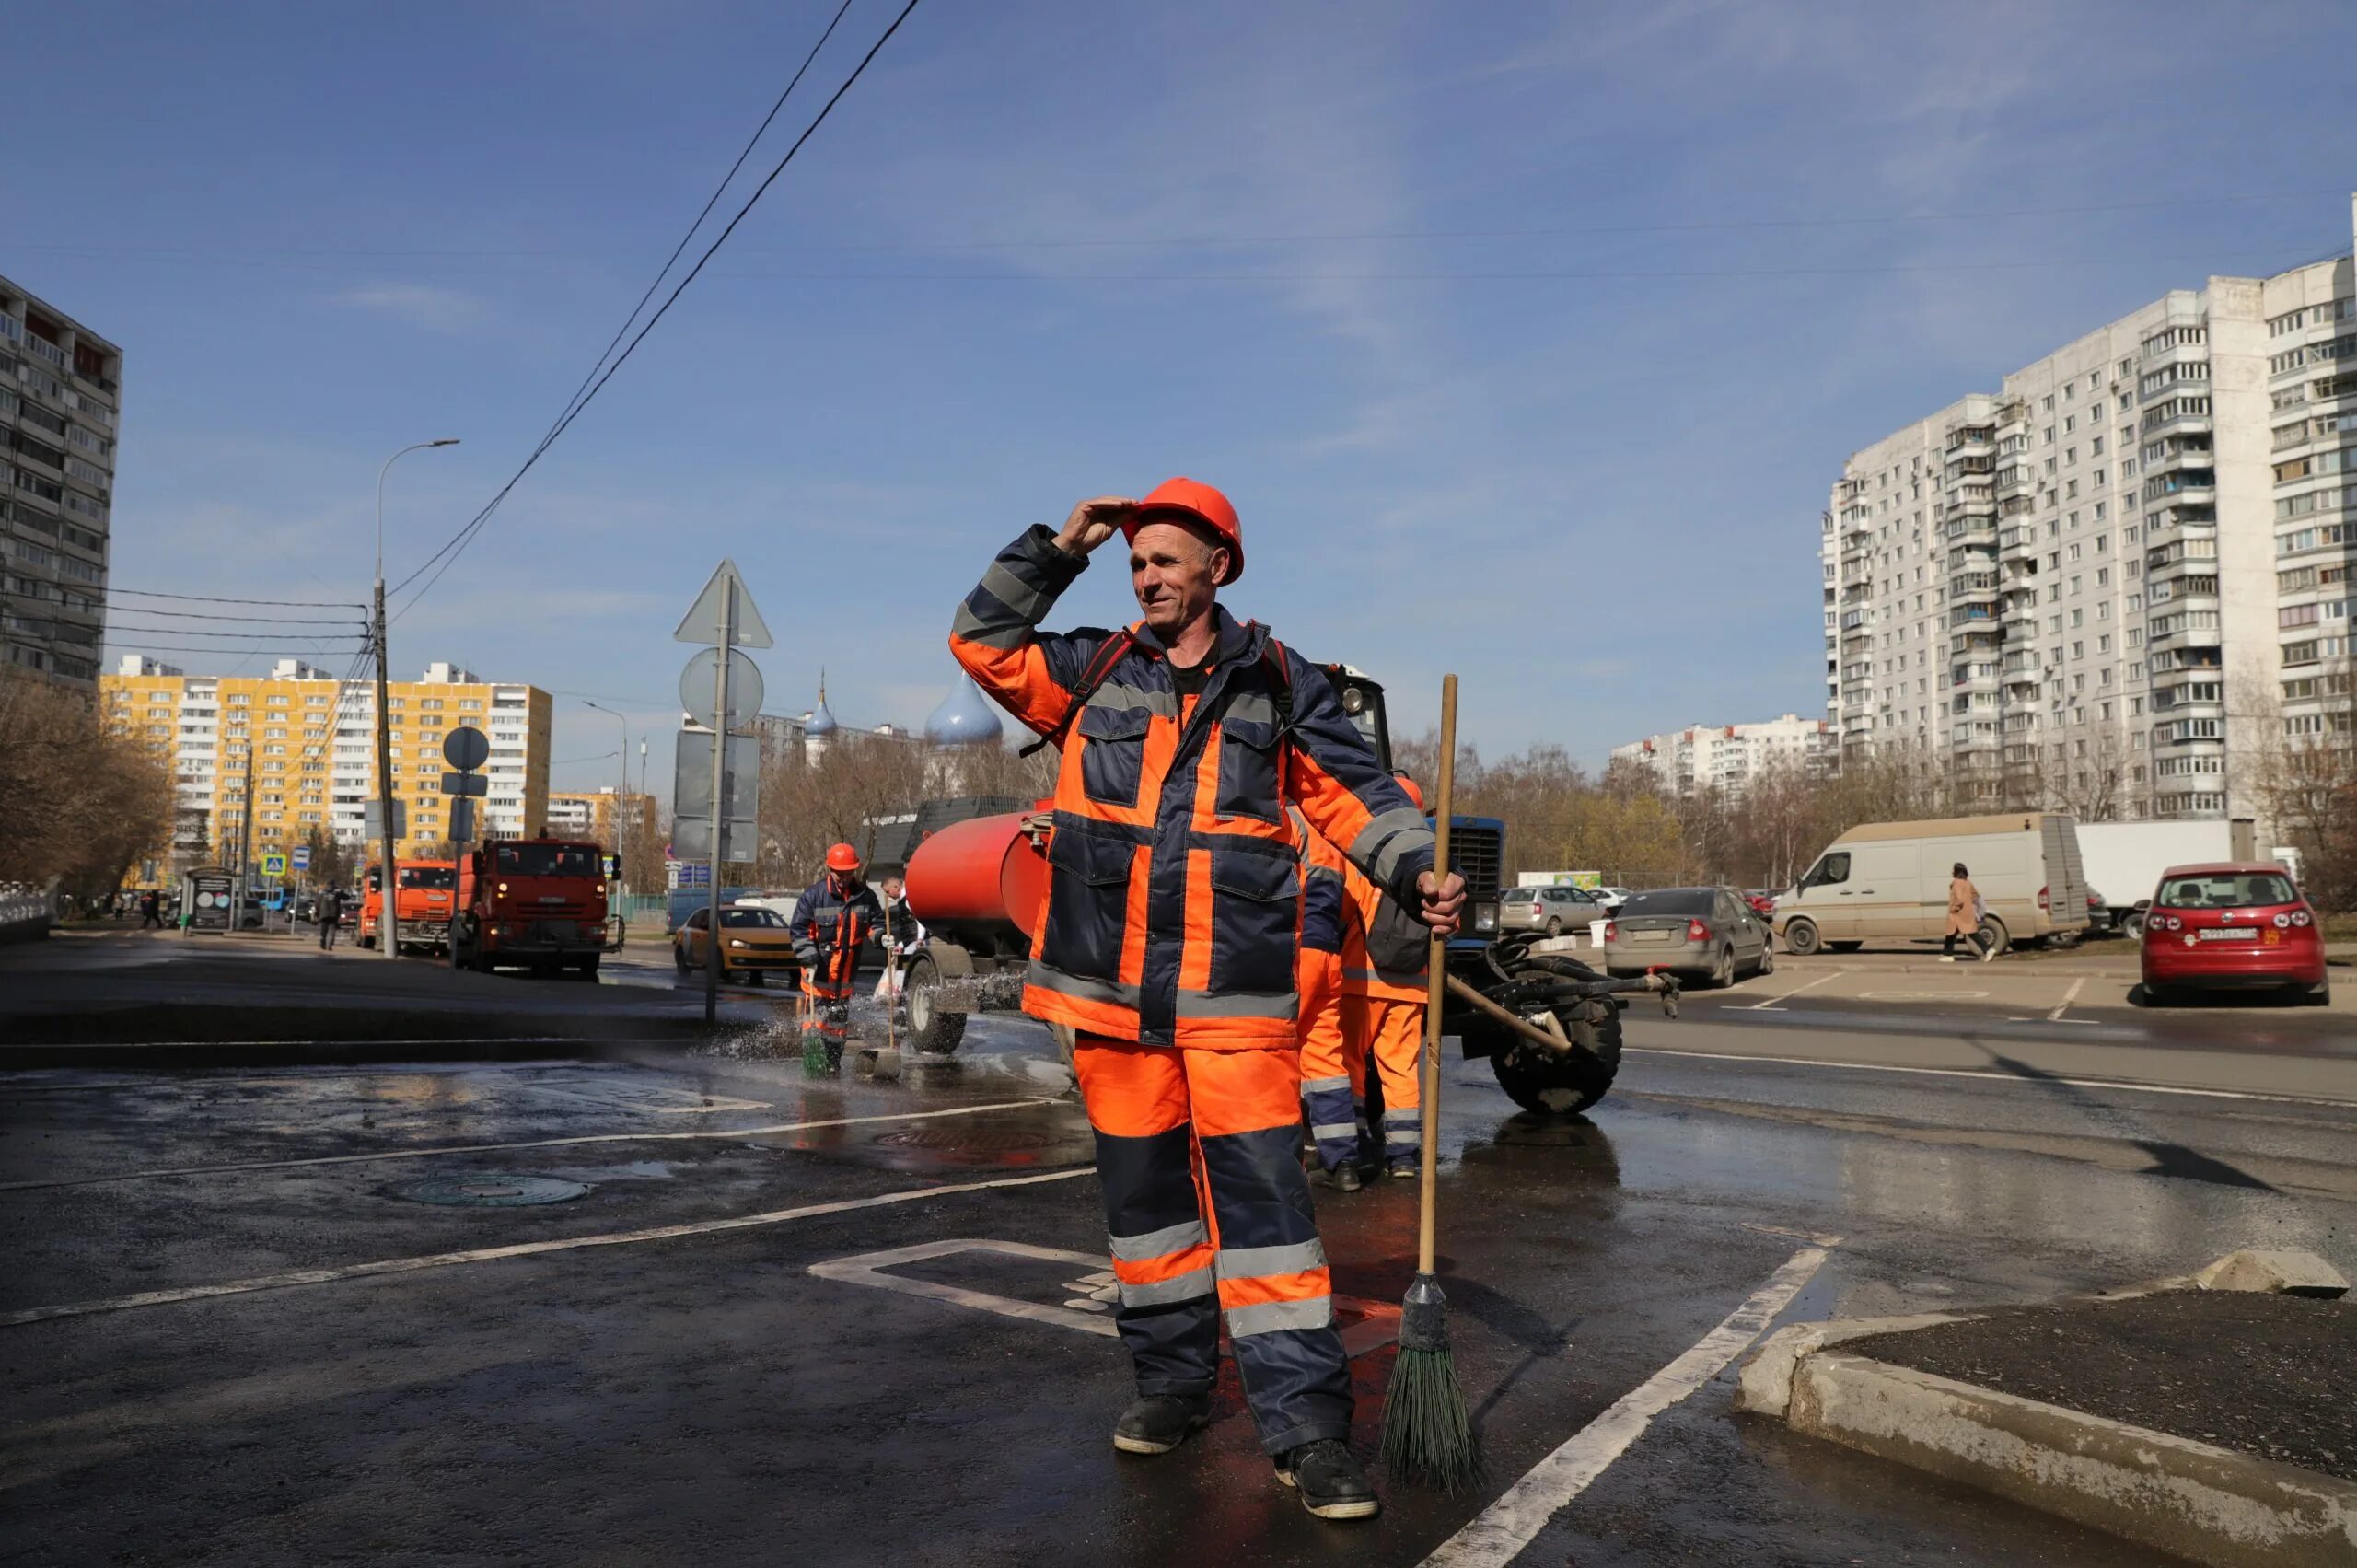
top-left (2154, 872), bottom-right (2298, 910)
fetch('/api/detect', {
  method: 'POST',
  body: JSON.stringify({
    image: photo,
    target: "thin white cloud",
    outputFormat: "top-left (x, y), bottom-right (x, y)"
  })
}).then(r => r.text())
top-left (335, 282), bottom-right (490, 333)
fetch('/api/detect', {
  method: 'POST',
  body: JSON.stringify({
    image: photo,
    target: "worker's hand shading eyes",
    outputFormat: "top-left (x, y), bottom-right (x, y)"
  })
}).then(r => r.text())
top-left (1417, 870), bottom-right (1465, 935)
top-left (1055, 495), bottom-right (1135, 557)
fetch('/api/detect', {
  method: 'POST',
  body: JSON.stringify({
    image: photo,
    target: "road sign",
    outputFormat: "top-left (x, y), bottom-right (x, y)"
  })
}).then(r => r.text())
top-left (674, 559), bottom-right (773, 649)
top-left (603, 854), bottom-right (621, 879)
top-left (439, 772), bottom-right (489, 796)
top-left (451, 798), bottom-right (477, 843)
top-left (675, 861), bottom-right (711, 889)
top-left (442, 726), bottom-right (491, 771)
top-left (261, 853), bottom-right (287, 878)
top-left (672, 730), bottom-right (759, 861)
top-left (679, 647), bottom-right (765, 731)
top-left (291, 845), bottom-right (311, 872)
top-left (364, 800), bottom-right (408, 841)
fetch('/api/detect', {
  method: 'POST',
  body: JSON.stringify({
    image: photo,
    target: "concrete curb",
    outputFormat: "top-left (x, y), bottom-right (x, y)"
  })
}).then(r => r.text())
top-left (1738, 1250), bottom-right (2355, 1567)
top-left (1783, 1353), bottom-right (2357, 1568)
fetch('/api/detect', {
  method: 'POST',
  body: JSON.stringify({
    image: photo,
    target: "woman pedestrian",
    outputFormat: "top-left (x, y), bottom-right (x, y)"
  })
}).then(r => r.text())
top-left (1942, 862), bottom-right (1993, 962)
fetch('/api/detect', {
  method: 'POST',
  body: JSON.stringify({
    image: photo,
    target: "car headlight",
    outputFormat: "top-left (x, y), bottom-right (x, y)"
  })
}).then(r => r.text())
top-left (728, 938), bottom-right (749, 948)
top-left (1474, 902), bottom-right (1498, 932)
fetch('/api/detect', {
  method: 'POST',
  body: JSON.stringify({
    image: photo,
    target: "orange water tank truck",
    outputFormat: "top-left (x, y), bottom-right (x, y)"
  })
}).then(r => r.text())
top-left (359, 859), bottom-right (459, 955)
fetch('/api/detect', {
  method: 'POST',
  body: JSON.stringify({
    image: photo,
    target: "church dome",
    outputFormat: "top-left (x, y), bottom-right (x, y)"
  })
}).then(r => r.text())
top-left (925, 674), bottom-right (1004, 745)
top-left (805, 673), bottom-right (839, 737)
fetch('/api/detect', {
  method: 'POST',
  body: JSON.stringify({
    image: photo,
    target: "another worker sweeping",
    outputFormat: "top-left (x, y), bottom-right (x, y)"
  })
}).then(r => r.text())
top-left (1379, 674), bottom-right (1482, 1492)
top-left (949, 482), bottom-right (1464, 1521)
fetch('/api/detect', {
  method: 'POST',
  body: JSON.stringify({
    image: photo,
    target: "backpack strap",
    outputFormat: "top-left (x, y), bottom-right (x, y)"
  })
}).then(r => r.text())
top-left (1260, 633), bottom-right (1294, 736)
top-left (1019, 628), bottom-right (1138, 758)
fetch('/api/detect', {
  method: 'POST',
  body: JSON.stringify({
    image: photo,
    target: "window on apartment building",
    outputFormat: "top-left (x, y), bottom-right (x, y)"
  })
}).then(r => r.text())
top-left (2065, 416), bottom-right (2077, 435)
top-left (2044, 397), bottom-right (2055, 413)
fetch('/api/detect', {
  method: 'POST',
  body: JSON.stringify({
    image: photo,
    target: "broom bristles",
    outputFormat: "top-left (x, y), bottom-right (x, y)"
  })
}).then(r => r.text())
top-left (1379, 1272), bottom-right (1483, 1492)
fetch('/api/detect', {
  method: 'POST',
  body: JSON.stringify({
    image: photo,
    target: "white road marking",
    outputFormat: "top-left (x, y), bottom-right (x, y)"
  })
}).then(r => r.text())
top-left (1739, 970), bottom-right (1842, 1011)
top-left (1855, 989), bottom-right (1989, 1001)
top-left (0, 1168), bottom-right (1096, 1329)
top-left (0, 1098), bottom-right (1063, 1192)
top-left (809, 1238), bottom-right (1405, 1359)
top-left (2047, 977), bottom-right (2087, 1021)
top-left (1625, 1047), bottom-right (2357, 1109)
top-left (1422, 1245), bottom-right (1832, 1568)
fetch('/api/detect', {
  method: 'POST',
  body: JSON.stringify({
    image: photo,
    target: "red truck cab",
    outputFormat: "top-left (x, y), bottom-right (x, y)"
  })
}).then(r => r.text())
top-left (360, 860), bottom-right (459, 954)
top-left (450, 837), bottom-right (619, 977)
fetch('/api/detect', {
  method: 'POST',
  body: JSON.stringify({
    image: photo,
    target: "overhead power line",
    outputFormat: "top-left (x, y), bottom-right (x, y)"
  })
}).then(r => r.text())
top-left (97, 605), bottom-right (366, 624)
top-left (113, 587), bottom-right (366, 609)
top-left (388, 0), bottom-right (925, 620)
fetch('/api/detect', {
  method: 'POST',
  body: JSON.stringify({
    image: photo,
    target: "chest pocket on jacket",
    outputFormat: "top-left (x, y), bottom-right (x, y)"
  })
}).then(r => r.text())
top-left (1212, 719), bottom-right (1283, 823)
top-left (1076, 705), bottom-right (1152, 808)
top-left (1206, 844), bottom-right (1299, 996)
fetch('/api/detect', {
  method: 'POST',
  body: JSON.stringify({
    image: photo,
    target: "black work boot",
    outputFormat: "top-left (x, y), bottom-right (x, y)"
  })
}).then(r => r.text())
top-left (1275, 1439), bottom-right (1380, 1520)
top-left (1111, 1393), bottom-right (1211, 1456)
top-left (1312, 1162), bottom-right (1363, 1192)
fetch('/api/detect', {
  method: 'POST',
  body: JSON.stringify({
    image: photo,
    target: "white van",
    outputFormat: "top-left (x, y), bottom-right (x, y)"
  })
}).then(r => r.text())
top-left (1774, 813), bottom-right (2090, 956)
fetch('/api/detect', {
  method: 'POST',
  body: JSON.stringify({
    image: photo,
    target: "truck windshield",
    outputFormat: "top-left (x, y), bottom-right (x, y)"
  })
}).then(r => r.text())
top-left (400, 867), bottom-right (457, 889)
top-left (493, 843), bottom-right (599, 877)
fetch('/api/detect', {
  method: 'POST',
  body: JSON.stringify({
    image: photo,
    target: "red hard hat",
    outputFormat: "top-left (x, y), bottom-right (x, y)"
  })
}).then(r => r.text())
top-left (1124, 477), bottom-right (1243, 585)
top-left (1393, 773), bottom-right (1427, 811)
top-left (825, 842), bottom-right (861, 873)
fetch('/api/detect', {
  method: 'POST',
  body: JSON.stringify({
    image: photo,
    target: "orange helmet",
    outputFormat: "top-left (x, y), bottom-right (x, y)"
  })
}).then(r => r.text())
top-left (1393, 772), bottom-right (1426, 811)
top-left (1125, 477), bottom-right (1243, 585)
top-left (825, 842), bottom-right (861, 873)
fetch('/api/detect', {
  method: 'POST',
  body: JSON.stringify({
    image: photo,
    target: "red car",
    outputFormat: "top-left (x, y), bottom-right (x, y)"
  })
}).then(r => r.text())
top-left (2140, 862), bottom-right (2329, 1006)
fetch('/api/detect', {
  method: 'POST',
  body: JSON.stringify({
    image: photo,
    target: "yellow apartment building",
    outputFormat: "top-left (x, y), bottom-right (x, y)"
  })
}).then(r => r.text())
top-left (102, 655), bottom-right (552, 885)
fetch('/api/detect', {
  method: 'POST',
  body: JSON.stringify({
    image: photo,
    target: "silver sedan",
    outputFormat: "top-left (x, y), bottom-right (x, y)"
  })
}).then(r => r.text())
top-left (1602, 886), bottom-right (1773, 988)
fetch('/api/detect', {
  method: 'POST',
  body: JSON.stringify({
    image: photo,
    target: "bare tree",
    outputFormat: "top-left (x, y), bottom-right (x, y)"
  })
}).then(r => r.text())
top-left (2, 670), bottom-right (174, 901)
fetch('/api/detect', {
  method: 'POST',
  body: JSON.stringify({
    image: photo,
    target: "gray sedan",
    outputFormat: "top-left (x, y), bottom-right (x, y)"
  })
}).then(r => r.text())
top-left (1499, 884), bottom-right (1608, 937)
top-left (1602, 886), bottom-right (1773, 987)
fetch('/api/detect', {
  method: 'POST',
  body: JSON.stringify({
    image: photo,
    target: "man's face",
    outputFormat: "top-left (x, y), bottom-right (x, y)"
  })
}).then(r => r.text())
top-left (1130, 517), bottom-right (1227, 638)
top-left (880, 876), bottom-right (904, 900)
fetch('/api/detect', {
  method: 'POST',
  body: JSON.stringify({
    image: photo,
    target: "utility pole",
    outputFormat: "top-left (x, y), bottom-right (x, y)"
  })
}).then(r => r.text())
top-left (584, 700), bottom-right (630, 907)
top-left (705, 578), bottom-right (735, 1024)
top-left (373, 438), bottom-right (459, 959)
top-left (233, 740), bottom-right (255, 928)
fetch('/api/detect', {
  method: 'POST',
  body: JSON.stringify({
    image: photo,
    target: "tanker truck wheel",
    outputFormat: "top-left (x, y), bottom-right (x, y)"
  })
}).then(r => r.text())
top-left (1486, 955), bottom-right (1623, 1117)
top-left (901, 951), bottom-right (967, 1055)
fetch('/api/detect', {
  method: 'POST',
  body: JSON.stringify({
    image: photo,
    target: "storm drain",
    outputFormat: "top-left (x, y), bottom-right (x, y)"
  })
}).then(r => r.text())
top-left (874, 1127), bottom-right (1057, 1154)
top-left (391, 1173), bottom-right (590, 1206)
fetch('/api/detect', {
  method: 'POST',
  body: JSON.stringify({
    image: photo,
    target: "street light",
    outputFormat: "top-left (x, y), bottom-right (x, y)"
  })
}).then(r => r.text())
top-left (372, 438), bottom-right (460, 960)
top-left (583, 700), bottom-right (630, 904)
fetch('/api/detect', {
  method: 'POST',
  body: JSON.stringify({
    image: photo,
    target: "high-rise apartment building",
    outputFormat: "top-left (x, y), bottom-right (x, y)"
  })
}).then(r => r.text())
top-left (546, 787), bottom-right (656, 847)
top-left (1821, 198), bottom-right (2356, 822)
top-left (103, 655), bottom-right (552, 881)
top-left (2, 275), bottom-right (122, 687)
top-left (1609, 714), bottom-right (1835, 798)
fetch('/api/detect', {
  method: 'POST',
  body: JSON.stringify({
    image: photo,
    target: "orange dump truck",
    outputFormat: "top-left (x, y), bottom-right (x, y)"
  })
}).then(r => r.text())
top-left (448, 837), bottom-right (621, 977)
top-left (359, 860), bottom-right (459, 954)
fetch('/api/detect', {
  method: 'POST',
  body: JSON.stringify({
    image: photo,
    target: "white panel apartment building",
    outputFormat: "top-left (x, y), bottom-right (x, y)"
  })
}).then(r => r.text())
top-left (1610, 714), bottom-right (1835, 797)
top-left (1822, 199), bottom-right (2356, 822)
top-left (3, 274), bottom-right (122, 687)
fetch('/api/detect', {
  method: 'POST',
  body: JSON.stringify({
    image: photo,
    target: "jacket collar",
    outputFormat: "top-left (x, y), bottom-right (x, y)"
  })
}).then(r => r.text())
top-left (1130, 604), bottom-right (1266, 668)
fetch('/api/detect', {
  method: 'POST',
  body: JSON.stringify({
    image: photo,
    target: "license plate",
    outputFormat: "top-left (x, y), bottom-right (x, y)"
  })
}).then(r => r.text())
top-left (1628, 930), bottom-right (1674, 945)
top-left (539, 897), bottom-right (565, 904)
top-left (2197, 927), bottom-right (2258, 942)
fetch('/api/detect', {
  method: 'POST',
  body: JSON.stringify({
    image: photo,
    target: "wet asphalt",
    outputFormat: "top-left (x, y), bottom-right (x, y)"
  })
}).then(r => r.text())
top-left (4, 936), bottom-right (2354, 1564)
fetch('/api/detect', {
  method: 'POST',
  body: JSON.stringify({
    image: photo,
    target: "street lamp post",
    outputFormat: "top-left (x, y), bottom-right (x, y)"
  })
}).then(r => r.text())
top-left (583, 700), bottom-right (630, 905)
top-left (373, 438), bottom-right (460, 959)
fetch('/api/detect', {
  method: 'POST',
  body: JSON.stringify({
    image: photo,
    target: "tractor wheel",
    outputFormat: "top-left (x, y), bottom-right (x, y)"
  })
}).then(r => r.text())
top-left (1485, 954), bottom-right (1624, 1117)
top-left (902, 950), bottom-right (967, 1055)
top-left (1782, 918), bottom-right (1821, 957)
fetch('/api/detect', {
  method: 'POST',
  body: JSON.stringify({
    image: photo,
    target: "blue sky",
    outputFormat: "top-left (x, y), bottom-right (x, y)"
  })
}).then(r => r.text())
top-left (15, 0), bottom-right (2356, 799)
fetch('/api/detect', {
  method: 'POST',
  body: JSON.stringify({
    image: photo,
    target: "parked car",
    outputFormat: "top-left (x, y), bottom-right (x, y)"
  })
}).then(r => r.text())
top-left (1742, 889), bottom-right (1779, 920)
top-left (673, 904), bottom-right (802, 985)
top-left (2140, 863), bottom-right (2328, 1006)
top-left (1588, 886), bottom-right (1632, 915)
top-left (1602, 886), bottom-right (1772, 987)
top-left (1500, 884), bottom-right (1607, 937)
top-left (1773, 812), bottom-right (2090, 957)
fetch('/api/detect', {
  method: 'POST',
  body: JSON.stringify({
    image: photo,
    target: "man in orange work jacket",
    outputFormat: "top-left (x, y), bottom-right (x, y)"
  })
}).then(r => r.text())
top-left (950, 481), bottom-right (1463, 1522)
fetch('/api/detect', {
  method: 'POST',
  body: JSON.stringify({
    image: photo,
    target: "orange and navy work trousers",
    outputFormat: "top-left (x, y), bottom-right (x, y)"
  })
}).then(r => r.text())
top-left (1345, 996), bottom-right (1425, 1170)
top-left (1297, 948), bottom-right (1368, 1174)
top-left (1073, 1034), bottom-right (1353, 1455)
top-left (805, 952), bottom-right (856, 1059)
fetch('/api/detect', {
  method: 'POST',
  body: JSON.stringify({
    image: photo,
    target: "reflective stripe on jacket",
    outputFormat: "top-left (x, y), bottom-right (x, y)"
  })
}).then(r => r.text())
top-left (791, 873), bottom-right (891, 994)
top-left (950, 524), bottom-right (1436, 1049)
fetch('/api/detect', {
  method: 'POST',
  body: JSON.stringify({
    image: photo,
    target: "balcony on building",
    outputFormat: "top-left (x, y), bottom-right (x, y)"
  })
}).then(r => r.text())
top-left (2142, 469), bottom-right (2215, 505)
top-left (1945, 424), bottom-right (1996, 458)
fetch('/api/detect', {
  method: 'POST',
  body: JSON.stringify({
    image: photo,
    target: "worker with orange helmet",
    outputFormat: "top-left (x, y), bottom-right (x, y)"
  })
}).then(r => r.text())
top-left (790, 842), bottom-right (906, 1071)
top-left (1292, 811), bottom-right (1366, 1191)
top-left (949, 481), bottom-right (1464, 1521)
top-left (1343, 770), bottom-right (1433, 1178)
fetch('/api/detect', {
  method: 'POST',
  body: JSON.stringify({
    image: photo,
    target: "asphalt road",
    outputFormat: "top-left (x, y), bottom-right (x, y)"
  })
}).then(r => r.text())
top-left (6, 938), bottom-right (2353, 1565)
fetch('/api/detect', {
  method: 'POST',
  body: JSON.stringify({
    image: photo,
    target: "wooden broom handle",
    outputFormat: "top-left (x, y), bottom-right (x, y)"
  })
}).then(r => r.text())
top-left (1419, 674), bottom-right (1457, 1275)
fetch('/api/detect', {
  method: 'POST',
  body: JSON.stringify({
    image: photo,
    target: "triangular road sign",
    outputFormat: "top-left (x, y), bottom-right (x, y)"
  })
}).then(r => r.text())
top-left (674, 558), bottom-right (774, 648)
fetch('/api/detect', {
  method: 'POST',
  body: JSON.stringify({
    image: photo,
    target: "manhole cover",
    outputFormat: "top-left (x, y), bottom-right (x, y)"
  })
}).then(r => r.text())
top-left (391, 1173), bottom-right (590, 1206)
top-left (874, 1127), bottom-right (1056, 1153)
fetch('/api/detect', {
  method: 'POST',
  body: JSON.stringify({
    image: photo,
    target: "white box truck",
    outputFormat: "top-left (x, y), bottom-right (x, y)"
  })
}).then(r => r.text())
top-left (2077, 819), bottom-right (2260, 935)
top-left (1773, 812), bottom-right (2090, 956)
